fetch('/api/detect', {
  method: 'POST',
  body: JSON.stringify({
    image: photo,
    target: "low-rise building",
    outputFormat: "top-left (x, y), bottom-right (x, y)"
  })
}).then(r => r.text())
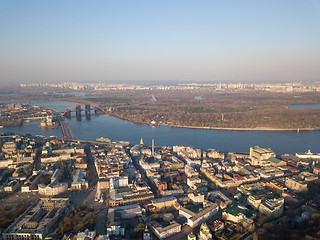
top-left (223, 204), bottom-right (254, 224)
top-left (259, 198), bottom-right (284, 218)
top-left (113, 204), bottom-right (142, 219)
top-left (2, 141), bottom-right (16, 153)
top-left (71, 169), bottom-right (88, 190)
top-left (212, 220), bottom-right (224, 233)
top-left (38, 182), bottom-right (68, 196)
top-left (285, 175), bottom-right (308, 192)
top-left (181, 203), bottom-right (219, 228)
top-left (208, 191), bottom-right (232, 209)
top-left (76, 229), bottom-right (96, 240)
top-left (2, 198), bottom-right (68, 240)
top-left (188, 193), bottom-right (205, 204)
top-left (198, 223), bottom-right (212, 240)
top-left (268, 157), bottom-right (286, 166)
top-left (149, 220), bottom-right (181, 240)
top-left (296, 150), bottom-right (320, 160)
top-left (150, 196), bottom-right (177, 211)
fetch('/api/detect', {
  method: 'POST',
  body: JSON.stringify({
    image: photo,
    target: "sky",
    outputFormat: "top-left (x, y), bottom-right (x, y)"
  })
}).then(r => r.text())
top-left (0, 0), bottom-right (320, 84)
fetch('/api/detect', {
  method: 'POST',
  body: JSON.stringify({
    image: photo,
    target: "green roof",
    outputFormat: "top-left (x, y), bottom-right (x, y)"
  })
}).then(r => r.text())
top-left (225, 204), bottom-right (253, 219)
top-left (237, 186), bottom-right (250, 195)
top-left (268, 157), bottom-right (283, 164)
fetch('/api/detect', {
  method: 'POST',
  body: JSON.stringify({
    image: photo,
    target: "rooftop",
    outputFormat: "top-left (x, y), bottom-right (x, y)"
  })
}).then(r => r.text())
top-left (225, 204), bottom-right (253, 219)
top-left (268, 157), bottom-right (284, 164)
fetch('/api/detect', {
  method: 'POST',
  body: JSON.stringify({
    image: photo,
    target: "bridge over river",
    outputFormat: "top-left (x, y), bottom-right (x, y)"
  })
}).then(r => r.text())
top-left (56, 95), bottom-right (157, 140)
top-left (59, 119), bottom-right (74, 141)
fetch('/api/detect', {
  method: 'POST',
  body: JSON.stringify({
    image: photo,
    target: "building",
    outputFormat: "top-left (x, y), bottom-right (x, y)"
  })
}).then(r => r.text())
top-left (2, 141), bottom-right (16, 153)
top-left (110, 176), bottom-right (128, 189)
top-left (38, 182), bottom-right (68, 196)
top-left (313, 166), bottom-right (320, 175)
top-left (107, 208), bottom-right (126, 237)
top-left (247, 194), bottom-right (263, 209)
top-left (188, 193), bottom-right (205, 204)
top-left (208, 191), bottom-right (232, 209)
top-left (149, 220), bottom-right (181, 240)
top-left (259, 198), bottom-right (284, 218)
top-left (2, 198), bottom-right (68, 240)
top-left (187, 177), bottom-right (201, 190)
top-left (0, 159), bottom-right (13, 168)
top-left (156, 181), bottom-right (167, 191)
top-left (76, 229), bottom-right (96, 240)
top-left (223, 204), bottom-right (254, 224)
top-left (255, 166), bottom-right (284, 179)
top-left (188, 233), bottom-right (196, 240)
top-left (268, 157), bottom-right (286, 166)
top-left (296, 150), bottom-right (320, 160)
top-left (71, 169), bottom-right (88, 190)
top-left (113, 204), bottom-right (142, 219)
top-left (4, 180), bottom-right (21, 192)
top-left (179, 203), bottom-right (219, 228)
top-left (212, 220), bottom-right (224, 233)
top-left (250, 146), bottom-right (276, 166)
top-left (143, 227), bottom-right (151, 240)
top-left (38, 170), bottom-right (68, 196)
top-left (198, 223), bottom-right (212, 240)
top-left (285, 175), bottom-right (308, 192)
top-left (150, 196), bottom-right (177, 211)
top-left (109, 184), bottom-right (154, 207)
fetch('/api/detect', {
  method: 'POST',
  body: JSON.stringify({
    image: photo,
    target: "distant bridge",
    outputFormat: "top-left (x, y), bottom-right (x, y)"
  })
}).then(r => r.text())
top-left (56, 95), bottom-right (157, 141)
top-left (59, 95), bottom-right (157, 117)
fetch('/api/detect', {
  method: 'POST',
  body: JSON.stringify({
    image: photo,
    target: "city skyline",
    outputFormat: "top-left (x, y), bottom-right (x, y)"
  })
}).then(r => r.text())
top-left (1, 0), bottom-right (320, 84)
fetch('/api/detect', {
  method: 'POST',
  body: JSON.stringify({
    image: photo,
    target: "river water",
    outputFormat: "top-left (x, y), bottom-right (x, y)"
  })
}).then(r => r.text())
top-left (1, 100), bottom-right (320, 154)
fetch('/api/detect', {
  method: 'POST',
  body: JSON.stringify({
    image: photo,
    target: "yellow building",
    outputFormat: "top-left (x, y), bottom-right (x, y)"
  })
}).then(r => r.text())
top-left (150, 196), bottom-right (177, 211)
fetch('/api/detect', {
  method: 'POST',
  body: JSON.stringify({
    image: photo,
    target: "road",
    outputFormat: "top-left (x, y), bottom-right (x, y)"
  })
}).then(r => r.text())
top-left (129, 152), bottom-right (160, 198)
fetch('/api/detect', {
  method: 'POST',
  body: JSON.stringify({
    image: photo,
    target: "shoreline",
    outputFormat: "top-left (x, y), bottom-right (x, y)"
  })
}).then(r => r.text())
top-left (166, 125), bottom-right (319, 131)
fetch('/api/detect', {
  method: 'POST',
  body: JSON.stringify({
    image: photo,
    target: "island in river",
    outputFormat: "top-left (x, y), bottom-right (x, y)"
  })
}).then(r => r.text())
top-left (4, 83), bottom-right (320, 131)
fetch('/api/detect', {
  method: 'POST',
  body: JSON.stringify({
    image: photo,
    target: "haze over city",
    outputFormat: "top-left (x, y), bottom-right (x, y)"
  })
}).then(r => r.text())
top-left (1, 0), bottom-right (320, 84)
top-left (2, 2), bottom-right (320, 238)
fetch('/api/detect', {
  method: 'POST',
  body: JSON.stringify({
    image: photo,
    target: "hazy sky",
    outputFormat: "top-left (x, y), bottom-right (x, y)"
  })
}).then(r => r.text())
top-left (1, 1), bottom-right (320, 84)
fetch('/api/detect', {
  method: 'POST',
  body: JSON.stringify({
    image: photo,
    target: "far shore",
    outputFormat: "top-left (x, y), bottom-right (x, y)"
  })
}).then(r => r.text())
top-left (166, 125), bottom-right (319, 131)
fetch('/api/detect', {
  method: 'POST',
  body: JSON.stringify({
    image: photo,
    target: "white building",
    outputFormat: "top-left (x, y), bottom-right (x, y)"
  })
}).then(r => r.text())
top-left (38, 182), bottom-right (68, 196)
top-left (188, 192), bottom-right (205, 204)
top-left (187, 203), bottom-right (219, 228)
top-left (250, 146), bottom-right (276, 166)
top-left (71, 169), bottom-right (88, 190)
top-left (259, 198), bottom-right (284, 219)
top-left (187, 177), bottom-right (201, 189)
top-left (149, 221), bottom-right (181, 240)
top-left (296, 150), bottom-right (320, 160)
top-left (110, 176), bottom-right (128, 189)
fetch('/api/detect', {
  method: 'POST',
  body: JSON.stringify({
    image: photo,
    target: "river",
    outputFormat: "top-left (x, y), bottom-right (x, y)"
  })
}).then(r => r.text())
top-left (1, 100), bottom-right (320, 154)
